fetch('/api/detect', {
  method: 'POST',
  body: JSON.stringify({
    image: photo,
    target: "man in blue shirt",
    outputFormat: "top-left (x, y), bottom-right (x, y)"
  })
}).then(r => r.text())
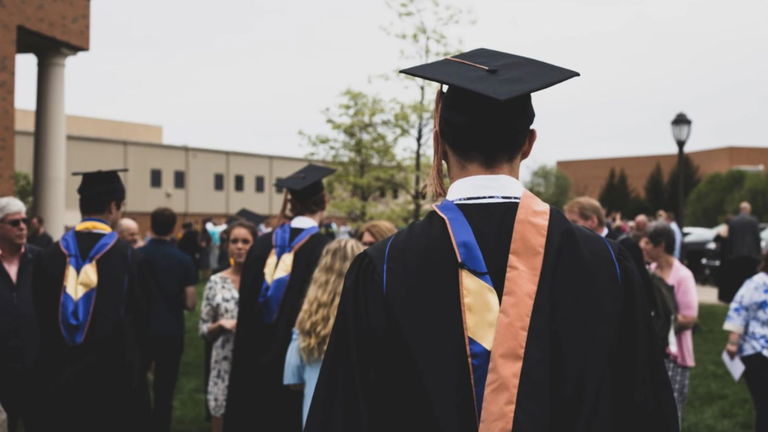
top-left (139, 207), bottom-right (197, 432)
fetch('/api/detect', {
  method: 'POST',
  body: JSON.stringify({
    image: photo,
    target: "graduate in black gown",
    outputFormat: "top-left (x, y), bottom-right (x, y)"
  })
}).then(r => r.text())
top-left (306, 49), bottom-right (678, 432)
top-left (225, 164), bottom-right (333, 431)
top-left (31, 170), bottom-right (149, 432)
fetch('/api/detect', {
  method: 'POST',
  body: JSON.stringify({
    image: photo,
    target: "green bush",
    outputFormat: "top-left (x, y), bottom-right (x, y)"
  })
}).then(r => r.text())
top-left (686, 170), bottom-right (768, 227)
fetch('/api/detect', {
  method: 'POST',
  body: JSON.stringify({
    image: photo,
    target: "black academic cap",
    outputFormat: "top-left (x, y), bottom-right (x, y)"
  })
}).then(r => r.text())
top-left (235, 208), bottom-right (267, 226)
top-left (399, 48), bottom-right (579, 102)
top-left (72, 169), bottom-right (127, 197)
top-left (276, 164), bottom-right (336, 200)
top-left (400, 48), bottom-right (579, 148)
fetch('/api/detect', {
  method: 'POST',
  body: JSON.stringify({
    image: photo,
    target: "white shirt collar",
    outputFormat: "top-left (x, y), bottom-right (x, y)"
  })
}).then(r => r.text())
top-left (445, 175), bottom-right (523, 204)
top-left (600, 226), bottom-right (609, 237)
top-left (290, 215), bottom-right (319, 229)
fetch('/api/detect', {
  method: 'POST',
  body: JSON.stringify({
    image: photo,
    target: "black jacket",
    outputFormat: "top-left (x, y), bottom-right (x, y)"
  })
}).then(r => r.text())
top-left (0, 245), bottom-right (41, 384)
top-left (725, 214), bottom-right (761, 260)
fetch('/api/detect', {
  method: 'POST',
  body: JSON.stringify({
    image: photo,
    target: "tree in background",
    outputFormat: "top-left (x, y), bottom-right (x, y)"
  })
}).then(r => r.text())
top-left (385, 0), bottom-right (472, 222)
top-left (665, 155), bottom-right (701, 219)
top-left (598, 168), bottom-right (650, 217)
top-left (685, 170), bottom-right (748, 227)
top-left (599, 168), bottom-right (634, 214)
top-left (526, 165), bottom-right (571, 208)
top-left (598, 169), bottom-right (618, 212)
top-left (739, 172), bottom-right (768, 220)
top-left (13, 172), bottom-right (33, 209)
top-left (303, 90), bottom-right (406, 225)
top-left (644, 162), bottom-right (666, 212)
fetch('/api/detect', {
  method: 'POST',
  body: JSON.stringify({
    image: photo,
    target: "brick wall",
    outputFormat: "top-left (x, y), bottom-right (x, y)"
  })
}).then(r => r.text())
top-left (0, 0), bottom-right (90, 194)
top-left (557, 147), bottom-right (768, 199)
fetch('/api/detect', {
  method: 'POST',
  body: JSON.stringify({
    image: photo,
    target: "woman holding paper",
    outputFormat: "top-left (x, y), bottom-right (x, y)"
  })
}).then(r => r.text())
top-left (724, 264), bottom-right (768, 432)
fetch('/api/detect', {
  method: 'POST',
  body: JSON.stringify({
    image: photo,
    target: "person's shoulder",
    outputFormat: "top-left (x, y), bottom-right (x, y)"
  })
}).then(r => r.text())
top-left (207, 272), bottom-right (227, 286)
top-left (549, 207), bottom-right (606, 248)
top-left (308, 230), bottom-right (331, 247)
top-left (24, 243), bottom-right (42, 258)
top-left (111, 238), bottom-right (137, 259)
top-left (254, 231), bottom-right (273, 248)
top-left (743, 271), bottom-right (768, 291)
top-left (365, 211), bottom-right (444, 269)
top-left (673, 259), bottom-right (696, 282)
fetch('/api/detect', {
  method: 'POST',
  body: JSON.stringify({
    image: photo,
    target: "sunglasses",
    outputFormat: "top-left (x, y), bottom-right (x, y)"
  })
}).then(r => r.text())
top-left (1, 217), bottom-right (29, 228)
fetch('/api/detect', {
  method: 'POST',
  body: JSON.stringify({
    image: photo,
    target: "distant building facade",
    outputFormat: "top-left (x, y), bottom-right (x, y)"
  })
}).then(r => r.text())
top-left (557, 146), bottom-right (768, 198)
top-left (14, 109), bottom-right (310, 232)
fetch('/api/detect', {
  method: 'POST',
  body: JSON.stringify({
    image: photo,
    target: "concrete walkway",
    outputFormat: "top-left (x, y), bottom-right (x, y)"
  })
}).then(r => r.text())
top-left (697, 284), bottom-right (722, 305)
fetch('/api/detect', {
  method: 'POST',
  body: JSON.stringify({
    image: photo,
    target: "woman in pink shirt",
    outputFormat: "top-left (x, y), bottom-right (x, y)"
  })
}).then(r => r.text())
top-left (641, 222), bottom-right (698, 425)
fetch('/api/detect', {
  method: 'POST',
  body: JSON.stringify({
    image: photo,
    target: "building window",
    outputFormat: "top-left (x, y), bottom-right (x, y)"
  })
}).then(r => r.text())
top-left (234, 174), bottom-right (244, 192)
top-left (255, 176), bottom-right (265, 193)
top-left (214, 173), bottom-right (224, 191)
top-left (275, 177), bottom-right (284, 193)
top-left (150, 169), bottom-right (162, 188)
top-left (174, 170), bottom-right (185, 189)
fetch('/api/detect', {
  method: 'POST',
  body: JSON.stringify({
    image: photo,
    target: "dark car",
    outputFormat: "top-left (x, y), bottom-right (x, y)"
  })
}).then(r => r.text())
top-left (683, 225), bottom-right (723, 283)
top-left (689, 224), bottom-right (768, 284)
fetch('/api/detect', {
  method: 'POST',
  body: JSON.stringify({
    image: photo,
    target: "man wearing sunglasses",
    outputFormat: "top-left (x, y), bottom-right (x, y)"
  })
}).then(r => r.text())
top-left (0, 197), bottom-right (39, 432)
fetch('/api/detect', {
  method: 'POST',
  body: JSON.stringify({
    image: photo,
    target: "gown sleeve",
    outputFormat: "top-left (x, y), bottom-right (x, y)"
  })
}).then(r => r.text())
top-left (304, 252), bottom-right (389, 432)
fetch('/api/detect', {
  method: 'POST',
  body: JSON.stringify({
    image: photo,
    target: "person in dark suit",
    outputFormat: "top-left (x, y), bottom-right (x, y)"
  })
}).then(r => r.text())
top-left (719, 201), bottom-right (762, 303)
top-left (0, 197), bottom-right (40, 432)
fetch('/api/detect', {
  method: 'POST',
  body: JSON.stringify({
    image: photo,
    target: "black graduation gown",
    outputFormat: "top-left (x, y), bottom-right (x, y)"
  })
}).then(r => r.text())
top-left (305, 203), bottom-right (679, 432)
top-left (31, 233), bottom-right (150, 432)
top-left (225, 228), bottom-right (329, 432)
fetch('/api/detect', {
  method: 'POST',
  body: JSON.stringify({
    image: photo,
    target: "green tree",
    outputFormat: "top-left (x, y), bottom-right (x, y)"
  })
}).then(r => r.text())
top-left (686, 170), bottom-right (748, 226)
top-left (599, 168), bottom-right (618, 212)
top-left (303, 89), bottom-right (406, 225)
top-left (599, 168), bottom-right (643, 216)
top-left (385, 0), bottom-right (472, 222)
top-left (666, 155), bottom-right (701, 218)
top-left (614, 169), bottom-right (632, 214)
top-left (525, 165), bottom-right (571, 208)
top-left (738, 172), bottom-right (768, 221)
top-left (13, 171), bottom-right (33, 209)
top-left (644, 162), bottom-right (666, 213)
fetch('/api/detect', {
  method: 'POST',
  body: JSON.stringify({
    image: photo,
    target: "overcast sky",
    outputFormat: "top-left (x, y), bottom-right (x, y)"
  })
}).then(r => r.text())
top-left (14, 0), bottom-right (768, 180)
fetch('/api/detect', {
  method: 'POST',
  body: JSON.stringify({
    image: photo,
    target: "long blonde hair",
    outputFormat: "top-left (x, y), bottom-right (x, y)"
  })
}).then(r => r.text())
top-left (295, 238), bottom-right (365, 362)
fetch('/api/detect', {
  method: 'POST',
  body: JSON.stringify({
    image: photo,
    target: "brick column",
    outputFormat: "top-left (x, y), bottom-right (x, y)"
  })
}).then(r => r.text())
top-left (0, 28), bottom-right (16, 196)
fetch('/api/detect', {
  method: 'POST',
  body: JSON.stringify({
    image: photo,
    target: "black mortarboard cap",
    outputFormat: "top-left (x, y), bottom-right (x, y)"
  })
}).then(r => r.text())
top-left (400, 48), bottom-right (579, 145)
top-left (275, 164), bottom-right (335, 200)
top-left (399, 48), bottom-right (579, 102)
top-left (236, 208), bottom-right (267, 226)
top-left (72, 169), bottom-right (127, 197)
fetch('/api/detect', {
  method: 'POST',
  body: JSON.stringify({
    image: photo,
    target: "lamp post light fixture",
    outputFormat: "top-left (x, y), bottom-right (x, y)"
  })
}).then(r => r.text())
top-left (671, 112), bottom-right (692, 227)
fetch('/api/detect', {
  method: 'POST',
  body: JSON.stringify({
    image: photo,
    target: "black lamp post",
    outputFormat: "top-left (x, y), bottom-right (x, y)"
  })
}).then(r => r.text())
top-left (671, 112), bottom-right (692, 227)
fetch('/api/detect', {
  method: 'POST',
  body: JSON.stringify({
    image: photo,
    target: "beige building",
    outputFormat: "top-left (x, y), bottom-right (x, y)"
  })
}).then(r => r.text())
top-left (14, 109), bottom-right (310, 232)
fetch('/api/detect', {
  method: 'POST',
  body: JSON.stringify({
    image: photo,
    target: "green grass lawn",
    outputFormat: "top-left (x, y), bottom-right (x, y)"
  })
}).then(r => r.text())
top-left (168, 282), bottom-right (756, 431)
top-left (172, 280), bottom-right (209, 432)
top-left (683, 304), bottom-right (755, 432)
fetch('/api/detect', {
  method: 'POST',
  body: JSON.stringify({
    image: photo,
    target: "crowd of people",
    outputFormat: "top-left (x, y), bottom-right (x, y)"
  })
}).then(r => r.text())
top-left (1, 48), bottom-right (767, 432)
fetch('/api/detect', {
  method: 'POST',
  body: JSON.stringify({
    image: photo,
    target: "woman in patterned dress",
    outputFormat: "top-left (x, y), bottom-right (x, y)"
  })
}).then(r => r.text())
top-left (199, 221), bottom-right (256, 432)
top-left (724, 253), bottom-right (768, 432)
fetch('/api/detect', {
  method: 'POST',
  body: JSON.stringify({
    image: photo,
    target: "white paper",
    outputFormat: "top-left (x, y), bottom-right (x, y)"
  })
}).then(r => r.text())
top-left (721, 350), bottom-right (745, 382)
